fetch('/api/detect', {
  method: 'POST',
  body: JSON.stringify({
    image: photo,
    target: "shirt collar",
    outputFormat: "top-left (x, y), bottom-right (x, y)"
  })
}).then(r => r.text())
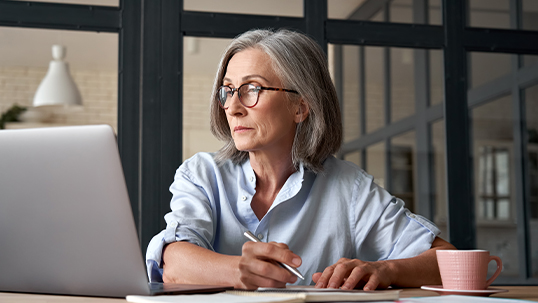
top-left (241, 158), bottom-right (305, 190)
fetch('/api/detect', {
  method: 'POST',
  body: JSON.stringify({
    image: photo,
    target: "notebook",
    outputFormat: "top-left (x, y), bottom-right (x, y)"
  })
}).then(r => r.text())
top-left (251, 286), bottom-right (400, 302)
top-left (0, 125), bottom-right (232, 297)
top-left (127, 292), bottom-right (305, 303)
top-left (126, 287), bottom-right (400, 303)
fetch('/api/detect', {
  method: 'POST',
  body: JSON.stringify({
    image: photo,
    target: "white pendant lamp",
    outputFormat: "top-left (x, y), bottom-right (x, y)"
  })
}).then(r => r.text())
top-left (33, 45), bottom-right (82, 107)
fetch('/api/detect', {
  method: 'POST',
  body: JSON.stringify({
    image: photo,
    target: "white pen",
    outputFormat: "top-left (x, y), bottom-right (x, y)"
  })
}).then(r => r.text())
top-left (243, 230), bottom-right (305, 280)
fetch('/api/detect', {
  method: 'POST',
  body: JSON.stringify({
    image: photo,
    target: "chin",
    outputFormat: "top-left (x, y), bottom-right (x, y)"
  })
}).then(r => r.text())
top-left (234, 140), bottom-right (255, 152)
top-left (234, 143), bottom-right (251, 152)
top-left (235, 147), bottom-right (253, 152)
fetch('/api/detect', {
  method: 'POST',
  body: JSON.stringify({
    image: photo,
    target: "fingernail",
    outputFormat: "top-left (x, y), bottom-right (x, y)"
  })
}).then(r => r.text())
top-left (315, 282), bottom-right (323, 288)
top-left (329, 283), bottom-right (338, 289)
top-left (364, 287), bottom-right (371, 291)
top-left (341, 285), bottom-right (350, 290)
top-left (292, 258), bottom-right (301, 266)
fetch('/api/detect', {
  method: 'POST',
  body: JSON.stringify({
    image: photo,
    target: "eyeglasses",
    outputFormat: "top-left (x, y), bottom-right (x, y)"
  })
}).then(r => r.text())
top-left (217, 83), bottom-right (299, 109)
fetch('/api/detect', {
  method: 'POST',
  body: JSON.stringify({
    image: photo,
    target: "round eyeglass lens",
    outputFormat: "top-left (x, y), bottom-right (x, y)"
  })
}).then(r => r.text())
top-left (218, 87), bottom-right (230, 106)
top-left (239, 84), bottom-right (258, 107)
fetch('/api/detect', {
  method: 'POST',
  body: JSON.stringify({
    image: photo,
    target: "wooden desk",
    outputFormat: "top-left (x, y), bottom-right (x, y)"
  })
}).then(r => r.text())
top-left (0, 292), bottom-right (124, 302)
top-left (400, 286), bottom-right (538, 301)
top-left (1, 286), bottom-right (537, 302)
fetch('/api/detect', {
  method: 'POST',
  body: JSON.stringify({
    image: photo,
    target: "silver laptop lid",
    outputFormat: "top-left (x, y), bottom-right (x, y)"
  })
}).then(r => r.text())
top-left (0, 125), bottom-right (150, 297)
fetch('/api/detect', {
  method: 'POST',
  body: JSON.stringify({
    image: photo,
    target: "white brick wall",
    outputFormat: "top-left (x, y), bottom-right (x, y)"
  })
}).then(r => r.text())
top-left (0, 67), bottom-right (226, 161)
top-left (182, 75), bottom-right (224, 160)
top-left (0, 66), bottom-right (117, 128)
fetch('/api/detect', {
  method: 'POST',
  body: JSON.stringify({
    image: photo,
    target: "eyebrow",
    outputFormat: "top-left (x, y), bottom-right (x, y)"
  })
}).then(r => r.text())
top-left (222, 74), bottom-right (271, 84)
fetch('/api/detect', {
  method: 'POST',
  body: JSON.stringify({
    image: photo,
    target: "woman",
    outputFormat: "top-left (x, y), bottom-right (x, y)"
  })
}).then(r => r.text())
top-left (146, 28), bottom-right (455, 290)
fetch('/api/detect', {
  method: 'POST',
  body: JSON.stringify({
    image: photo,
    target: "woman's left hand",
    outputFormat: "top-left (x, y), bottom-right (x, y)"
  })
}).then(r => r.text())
top-left (312, 258), bottom-right (394, 291)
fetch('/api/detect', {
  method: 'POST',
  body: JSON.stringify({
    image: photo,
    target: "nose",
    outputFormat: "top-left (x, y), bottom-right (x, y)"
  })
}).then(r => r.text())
top-left (225, 91), bottom-right (246, 117)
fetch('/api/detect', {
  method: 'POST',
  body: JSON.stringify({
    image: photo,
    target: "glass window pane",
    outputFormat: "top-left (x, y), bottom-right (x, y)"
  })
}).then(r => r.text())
top-left (523, 0), bottom-right (538, 31)
top-left (184, 0), bottom-right (303, 17)
top-left (12, 0), bottom-right (118, 6)
top-left (524, 84), bottom-right (538, 278)
top-left (478, 198), bottom-right (486, 219)
top-left (328, 0), bottom-right (359, 19)
top-left (478, 146), bottom-right (493, 196)
top-left (344, 151), bottom-right (362, 168)
top-left (391, 130), bottom-right (416, 212)
top-left (391, 48), bottom-right (415, 122)
top-left (183, 37), bottom-right (227, 161)
top-left (366, 142), bottom-right (386, 189)
top-left (469, 52), bottom-right (511, 89)
top-left (371, 7), bottom-right (385, 22)
top-left (496, 149), bottom-right (510, 196)
top-left (365, 47), bottom-right (384, 133)
top-left (329, 0), bottom-right (440, 24)
top-left (472, 95), bottom-right (519, 278)
top-left (497, 199), bottom-right (510, 220)
top-left (485, 199), bottom-right (494, 219)
top-left (431, 119), bottom-right (448, 238)
top-left (390, 0), bottom-right (413, 23)
top-left (469, 0), bottom-right (510, 29)
top-left (430, 50), bottom-right (444, 106)
top-left (429, 0), bottom-right (442, 25)
top-left (329, 0), bottom-right (384, 21)
top-left (523, 55), bottom-right (538, 68)
top-left (332, 44), bottom-right (363, 144)
top-left (0, 27), bottom-right (118, 131)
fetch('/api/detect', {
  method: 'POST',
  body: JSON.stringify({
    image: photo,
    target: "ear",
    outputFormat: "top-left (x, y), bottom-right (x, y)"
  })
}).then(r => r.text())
top-left (294, 99), bottom-right (310, 123)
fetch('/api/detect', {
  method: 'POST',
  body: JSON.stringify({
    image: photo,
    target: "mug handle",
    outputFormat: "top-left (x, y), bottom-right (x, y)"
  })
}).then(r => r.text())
top-left (485, 255), bottom-right (503, 287)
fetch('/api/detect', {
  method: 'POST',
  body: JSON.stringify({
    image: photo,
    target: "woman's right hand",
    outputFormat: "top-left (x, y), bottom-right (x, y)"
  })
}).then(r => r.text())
top-left (237, 241), bottom-right (302, 289)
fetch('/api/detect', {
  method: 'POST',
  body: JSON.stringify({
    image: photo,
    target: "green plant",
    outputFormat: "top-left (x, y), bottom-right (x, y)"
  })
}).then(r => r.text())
top-left (0, 104), bottom-right (27, 129)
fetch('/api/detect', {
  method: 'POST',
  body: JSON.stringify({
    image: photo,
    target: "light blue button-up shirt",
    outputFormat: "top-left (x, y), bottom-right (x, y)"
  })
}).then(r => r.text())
top-left (146, 152), bottom-right (440, 285)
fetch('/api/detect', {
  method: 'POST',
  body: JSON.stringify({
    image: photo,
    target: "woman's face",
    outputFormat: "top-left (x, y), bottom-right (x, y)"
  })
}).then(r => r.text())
top-left (222, 48), bottom-right (301, 156)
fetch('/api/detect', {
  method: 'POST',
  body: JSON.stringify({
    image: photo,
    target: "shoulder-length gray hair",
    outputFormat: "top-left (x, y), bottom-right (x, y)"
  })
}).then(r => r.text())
top-left (209, 28), bottom-right (342, 174)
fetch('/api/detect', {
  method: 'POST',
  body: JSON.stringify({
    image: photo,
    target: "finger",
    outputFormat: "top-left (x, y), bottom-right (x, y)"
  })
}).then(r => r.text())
top-left (341, 266), bottom-right (367, 290)
top-left (327, 261), bottom-right (354, 289)
top-left (312, 272), bottom-right (322, 284)
top-left (314, 265), bottom-right (336, 288)
top-left (363, 274), bottom-right (380, 291)
top-left (242, 256), bottom-right (297, 284)
top-left (314, 258), bottom-right (352, 288)
top-left (244, 241), bottom-right (301, 268)
top-left (272, 242), bottom-right (290, 250)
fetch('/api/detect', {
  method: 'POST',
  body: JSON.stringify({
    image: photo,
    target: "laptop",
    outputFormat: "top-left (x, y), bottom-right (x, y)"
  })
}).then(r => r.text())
top-left (0, 125), bottom-right (232, 297)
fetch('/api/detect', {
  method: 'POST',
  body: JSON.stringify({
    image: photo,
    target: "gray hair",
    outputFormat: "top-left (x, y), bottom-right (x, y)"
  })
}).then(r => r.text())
top-left (209, 28), bottom-right (342, 173)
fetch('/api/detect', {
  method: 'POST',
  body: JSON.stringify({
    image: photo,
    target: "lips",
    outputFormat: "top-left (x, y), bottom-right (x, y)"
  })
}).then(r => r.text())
top-left (234, 126), bottom-right (252, 132)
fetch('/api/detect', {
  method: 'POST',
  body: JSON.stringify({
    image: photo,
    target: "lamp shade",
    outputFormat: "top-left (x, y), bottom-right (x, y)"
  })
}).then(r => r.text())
top-left (33, 45), bottom-right (82, 107)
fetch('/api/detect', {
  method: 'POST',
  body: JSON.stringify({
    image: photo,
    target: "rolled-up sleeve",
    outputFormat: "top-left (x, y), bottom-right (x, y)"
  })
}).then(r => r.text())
top-left (381, 199), bottom-right (440, 259)
top-left (354, 172), bottom-right (440, 261)
top-left (145, 160), bottom-right (216, 282)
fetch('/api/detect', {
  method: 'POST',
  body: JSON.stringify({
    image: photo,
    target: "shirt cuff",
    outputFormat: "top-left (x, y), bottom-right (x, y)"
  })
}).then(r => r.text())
top-left (146, 229), bottom-right (167, 282)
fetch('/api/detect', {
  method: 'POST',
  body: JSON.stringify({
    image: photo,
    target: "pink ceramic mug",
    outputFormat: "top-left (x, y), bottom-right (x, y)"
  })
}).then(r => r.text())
top-left (436, 250), bottom-right (502, 290)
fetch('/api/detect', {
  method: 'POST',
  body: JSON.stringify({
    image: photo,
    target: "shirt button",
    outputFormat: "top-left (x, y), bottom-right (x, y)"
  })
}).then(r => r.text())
top-left (409, 214), bottom-right (416, 218)
top-left (257, 234), bottom-right (264, 240)
top-left (241, 196), bottom-right (247, 201)
top-left (250, 176), bottom-right (255, 182)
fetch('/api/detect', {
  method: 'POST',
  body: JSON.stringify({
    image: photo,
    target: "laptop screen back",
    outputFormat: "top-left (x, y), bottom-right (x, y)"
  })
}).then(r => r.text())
top-left (0, 125), bottom-right (150, 297)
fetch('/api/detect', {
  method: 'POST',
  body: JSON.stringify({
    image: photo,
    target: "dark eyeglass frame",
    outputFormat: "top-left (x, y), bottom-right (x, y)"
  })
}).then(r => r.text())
top-left (217, 83), bottom-right (299, 109)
